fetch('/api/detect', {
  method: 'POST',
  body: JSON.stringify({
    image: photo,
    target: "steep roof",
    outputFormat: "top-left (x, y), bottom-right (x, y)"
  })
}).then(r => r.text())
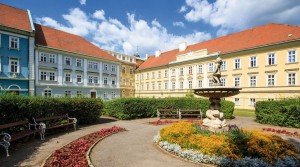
top-left (138, 23), bottom-right (300, 70)
top-left (34, 23), bottom-right (118, 62)
top-left (0, 3), bottom-right (32, 32)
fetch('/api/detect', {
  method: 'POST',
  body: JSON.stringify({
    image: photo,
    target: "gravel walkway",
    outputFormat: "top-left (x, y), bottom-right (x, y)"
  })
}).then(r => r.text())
top-left (0, 116), bottom-right (299, 167)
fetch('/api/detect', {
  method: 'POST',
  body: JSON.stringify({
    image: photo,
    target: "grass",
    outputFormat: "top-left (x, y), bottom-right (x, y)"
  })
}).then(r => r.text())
top-left (233, 109), bottom-right (256, 117)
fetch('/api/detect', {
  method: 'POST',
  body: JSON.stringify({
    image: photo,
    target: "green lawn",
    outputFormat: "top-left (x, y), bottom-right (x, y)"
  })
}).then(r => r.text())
top-left (233, 109), bottom-right (256, 117)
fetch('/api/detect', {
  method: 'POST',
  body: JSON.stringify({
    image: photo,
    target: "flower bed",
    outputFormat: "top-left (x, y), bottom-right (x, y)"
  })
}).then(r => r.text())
top-left (262, 127), bottom-right (300, 139)
top-left (155, 122), bottom-right (300, 166)
top-left (43, 126), bottom-right (125, 167)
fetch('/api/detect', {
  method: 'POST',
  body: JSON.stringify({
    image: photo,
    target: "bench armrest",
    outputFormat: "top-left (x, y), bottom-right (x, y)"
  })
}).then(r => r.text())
top-left (68, 117), bottom-right (77, 124)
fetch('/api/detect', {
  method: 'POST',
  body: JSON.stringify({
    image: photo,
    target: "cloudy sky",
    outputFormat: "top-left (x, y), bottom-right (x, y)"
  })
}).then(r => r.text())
top-left (2, 0), bottom-right (300, 58)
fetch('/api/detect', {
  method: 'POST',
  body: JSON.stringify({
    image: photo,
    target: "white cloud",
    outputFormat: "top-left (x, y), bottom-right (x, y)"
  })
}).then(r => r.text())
top-left (173, 21), bottom-right (185, 28)
top-left (35, 8), bottom-right (211, 58)
top-left (79, 0), bottom-right (86, 5)
top-left (93, 10), bottom-right (106, 20)
top-left (183, 0), bottom-right (300, 36)
top-left (179, 5), bottom-right (187, 13)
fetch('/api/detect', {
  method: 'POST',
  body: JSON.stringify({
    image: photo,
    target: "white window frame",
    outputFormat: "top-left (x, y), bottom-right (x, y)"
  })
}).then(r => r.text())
top-left (152, 83), bottom-right (155, 90)
top-left (234, 77), bottom-right (240, 87)
top-left (198, 64), bottom-right (203, 73)
top-left (9, 58), bottom-right (19, 73)
top-left (9, 36), bottom-right (19, 49)
top-left (104, 92), bottom-right (108, 99)
top-left (49, 54), bottom-right (56, 63)
top-left (44, 89), bottom-right (52, 97)
top-left (65, 57), bottom-right (71, 65)
top-left (208, 79), bottom-right (213, 87)
top-left (76, 59), bottom-right (82, 67)
top-left (112, 92), bottom-right (116, 99)
top-left (188, 66), bottom-right (192, 75)
top-left (65, 73), bottom-right (71, 82)
top-left (267, 74), bottom-right (275, 86)
top-left (221, 61), bottom-right (226, 71)
top-left (250, 76), bottom-right (257, 87)
top-left (65, 90), bottom-right (72, 97)
top-left (103, 77), bottom-right (108, 85)
top-left (235, 98), bottom-right (240, 106)
top-left (235, 59), bottom-right (241, 69)
top-left (123, 78), bottom-right (126, 85)
top-left (158, 82), bottom-right (161, 90)
top-left (171, 69), bottom-right (175, 76)
top-left (164, 70), bottom-right (168, 77)
top-left (152, 72), bottom-right (155, 79)
top-left (250, 98), bottom-right (256, 106)
top-left (40, 71), bottom-right (47, 80)
top-left (267, 53), bottom-right (276, 65)
top-left (287, 72), bottom-right (296, 86)
top-left (287, 50), bottom-right (297, 63)
top-left (88, 61), bottom-right (93, 69)
top-left (208, 63), bottom-right (214, 72)
top-left (112, 77), bottom-right (116, 85)
top-left (250, 56), bottom-right (257, 67)
top-left (158, 71), bottom-right (161, 78)
top-left (180, 81), bottom-right (184, 89)
top-left (49, 72), bottom-right (56, 81)
top-left (122, 66), bottom-right (126, 73)
top-left (198, 80), bottom-right (202, 88)
top-left (76, 74), bottom-right (82, 83)
top-left (172, 82), bottom-right (175, 90)
top-left (88, 76), bottom-right (93, 83)
top-left (76, 91), bottom-right (82, 97)
top-left (188, 80), bottom-right (193, 89)
top-left (130, 67), bottom-right (134, 74)
top-left (94, 76), bottom-right (99, 84)
top-left (93, 62), bottom-right (98, 69)
top-left (221, 78), bottom-right (226, 86)
top-left (40, 53), bottom-right (47, 62)
top-left (103, 63), bottom-right (108, 70)
top-left (111, 65), bottom-right (116, 72)
top-left (164, 82), bottom-right (168, 90)
top-left (146, 73), bottom-right (149, 79)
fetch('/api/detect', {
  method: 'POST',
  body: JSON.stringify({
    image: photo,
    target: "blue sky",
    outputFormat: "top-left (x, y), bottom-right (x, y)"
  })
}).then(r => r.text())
top-left (1, 0), bottom-right (300, 58)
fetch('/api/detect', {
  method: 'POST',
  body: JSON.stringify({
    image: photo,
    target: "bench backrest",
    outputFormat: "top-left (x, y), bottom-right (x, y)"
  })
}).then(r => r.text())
top-left (0, 120), bottom-right (29, 130)
top-left (34, 115), bottom-right (68, 122)
top-left (179, 109), bottom-right (201, 113)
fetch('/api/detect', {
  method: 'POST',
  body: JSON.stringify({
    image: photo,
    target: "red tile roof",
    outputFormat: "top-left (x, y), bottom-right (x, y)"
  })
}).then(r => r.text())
top-left (0, 3), bottom-right (32, 32)
top-left (34, 23), bottom-right (119, 62)
top-left (138, 23), bottom-right (300, 70)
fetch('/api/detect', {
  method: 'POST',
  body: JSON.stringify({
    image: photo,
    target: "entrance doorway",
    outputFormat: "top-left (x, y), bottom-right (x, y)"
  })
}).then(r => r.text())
top-left (91, 91), bottom-right (96, 98)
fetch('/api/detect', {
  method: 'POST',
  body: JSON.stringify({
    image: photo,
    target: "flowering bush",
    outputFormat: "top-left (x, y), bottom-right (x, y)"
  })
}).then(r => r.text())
top-left (158, 122), bottom-right (300, 166)
top-left (43, 126), bottom-right (125, 167)
top-left (262, 127), bottom-right (300, 138)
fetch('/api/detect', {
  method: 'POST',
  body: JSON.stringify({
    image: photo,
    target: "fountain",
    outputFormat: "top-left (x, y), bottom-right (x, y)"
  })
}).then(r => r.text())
top-left (194, 56), bottom-right (241, 133)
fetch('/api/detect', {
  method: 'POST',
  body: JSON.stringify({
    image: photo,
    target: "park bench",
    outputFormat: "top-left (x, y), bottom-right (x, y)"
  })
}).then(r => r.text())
top-left (31, 114), bottom-right (77, 135)
top-left (0, 119), bottom-right (45, 157)
top-left (157, 109), bottom-right (178, 119)
top-left (179, 109), bottom-right (202, 120)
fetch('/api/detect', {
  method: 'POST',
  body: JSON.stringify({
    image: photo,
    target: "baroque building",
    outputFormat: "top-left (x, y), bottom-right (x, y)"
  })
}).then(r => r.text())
top-left (34, 24), bottom-right (120, 100)
top-left (0, 4), bottom-right (35, 95)
top-left (135, 23), bottom-right (300, 109)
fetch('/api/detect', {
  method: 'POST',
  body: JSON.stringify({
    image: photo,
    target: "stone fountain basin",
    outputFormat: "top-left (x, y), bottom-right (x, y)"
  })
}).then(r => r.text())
top-left (194, 87), bottom-right (242, 98)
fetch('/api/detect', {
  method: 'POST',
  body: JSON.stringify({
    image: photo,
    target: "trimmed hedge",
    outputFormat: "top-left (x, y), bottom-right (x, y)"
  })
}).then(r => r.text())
top-left (104, 97), bottom-right (235, 120)
top-left (0, 94), bottom-right (103, 124)
top-left (255, 98), bottom-right (300, 128)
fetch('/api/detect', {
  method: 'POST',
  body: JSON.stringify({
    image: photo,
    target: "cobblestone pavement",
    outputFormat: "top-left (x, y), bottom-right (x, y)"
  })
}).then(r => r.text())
top-left (0, 116), bottom-right (299, 167)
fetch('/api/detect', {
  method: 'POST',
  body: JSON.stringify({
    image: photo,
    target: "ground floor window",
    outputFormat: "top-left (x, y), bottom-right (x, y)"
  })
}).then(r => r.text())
top-left (44, 89), bottom-right (52, 97)
top-left (65, 90), bottom-right (71, 97)
top-left (235, 98), bottom-right (240, 106)
top-left (130, 90), bottom-right (133, 97)
top-left (112, 92), bottom-right (116, 99)
top-left (122, 90), bottom-right (126, 97)
top-left (250, 98), bottom-right (256, 106)
top-left (77, 91), bottom-right (82, 97)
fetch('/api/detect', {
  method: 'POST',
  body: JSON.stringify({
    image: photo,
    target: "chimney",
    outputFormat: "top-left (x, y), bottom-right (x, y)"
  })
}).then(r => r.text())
top-left (155, 50), bottom-right (161, 57)
top-left (179, 42), bottom-right (187, 52)
top-left (145, 54), bottom-right (149, 59)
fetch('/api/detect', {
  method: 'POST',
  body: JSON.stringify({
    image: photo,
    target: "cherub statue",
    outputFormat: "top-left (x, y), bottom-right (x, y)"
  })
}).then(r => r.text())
top-left (212, 56), bottom-right (222, 86)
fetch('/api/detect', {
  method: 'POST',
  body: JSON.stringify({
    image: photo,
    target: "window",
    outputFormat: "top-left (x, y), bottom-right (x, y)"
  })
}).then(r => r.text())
top-left (180, 81), bottom-right (184, 89)
top-left (141, 84), bottom-right (144, 90)
top-left (268, 53), bottom-right (275, 65)
top-left (93, 62), bottom-right (98, 69)
top-left (103, 92), bottom-right (108, 99)
top-left (130, 79), bottom-right (133, 86)
top-left (112, 77), bottom-right (116, 85)
top-left (76, 91), bottom-right (82, 97)
top-left (152, 83), bottom-right (155, 90)
top-left (49, 72), bottom-right (56, 81)
top-left (9, 36), bottom-right (19, 49)
top-left (88, 62), bottom-right (93, 69)
top-left (123, 78), bottom-right (126, 85)
top-left (122, 56), bottom-right (125, 61)
top-left (146, 83), bottom-right (149, 90)
top-left (65, 91), bottom-right (71, 97)
top-left (250, 56), bottom-right (257, 67)
top-left (103, 77), bottom-right (108, 85)
top-left (198, 80), bottom-right (202, 88)
top-left (76, 59), bottom-right (82, 67)
top-left (9, 59), bottom-right (19, 73)
top-left (103, 64), bottom-right (108, 70)
top-left (111, 65), bottom-right (116, 72)
top-left (152, 72), bottom-right (155, 79)
top-left (88, 76), bottom-right (93, 83)
top-left (164, 70), bottom-right (168, 77)
top-left (158, 71), bottom-right (161, 78)
top-left (235, 59), bottom-right (241, 69)
top-left (112, 92), bottom-right (116, 99)
top-left (288, 50), bottom-right (296, 63)
top-left (196, 64), bottom-right (202, 73)
top-left (171, 69), bottom-right (175, 76)
top-left (40, 53), bottom-right (47, 62)
top-left (234, 77), bottom-right (240, 87)
top-left (188, 66), bottom-right (193, 74)
top-left (179, 68), bottom-right (184, 75)
top-left (164, 82), bottom-right (168, 90)
top-left (136, 84), bottom-right (139, 90)
top-left (130, 58), bottom-right (133, 62)
top-left (250, 98), bottom-right (256, 106)
top-left (146, 73), bottom-right (149, 79)
top-left (130, 67), bottom-right (134, 74)
top-left (122, 66), bottom-right (126, 73)
top-left (65, 73), bottom-right (71, 82)
top-left (44, 89), bottom-right (52, 97)
top-left (158, 83), bottom-right (161, 90)
top-left (141, 74), bottom-right (144, 80)
top-left (209, 79), bottom-right (214, 87)
top-left (65, 57), bottom-right (71, 65)
top-left (221, 61), bottom-right (226, 71)
top-left (288, 73), bottom-right (296, 85)
top-left (221, 78), bottom-right (226, 86)
top-left (76, 74), bottom-right (82, 83)
top-left (188, 81), bottom-right (193, 89)
top-left (49, 54), bottom-right (56, 63)
top-left (40, 71), bottom-right (47, 80)
top-left (130, 90), bottom-right (133, 97)
top-left (93, 76), bottom-right (98, 84)
top-left (250, 76), bottom-right (256, 87)
top-left (208, 63), bottom-right (214, 72)
top-left (172, 82), bottom-right (175, 90)
top-left (267, 74), bottom-right (275, 86)
top-left (235, 98), bottom-right (240, 106)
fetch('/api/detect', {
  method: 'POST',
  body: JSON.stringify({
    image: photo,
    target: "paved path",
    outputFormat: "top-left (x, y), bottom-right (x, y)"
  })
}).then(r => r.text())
top-left (0, 117), bottom-right (299, 167)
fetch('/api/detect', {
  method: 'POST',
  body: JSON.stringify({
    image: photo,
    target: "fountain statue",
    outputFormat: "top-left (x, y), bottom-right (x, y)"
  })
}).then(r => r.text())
top-left (194, 56), bottom-right (241, 132)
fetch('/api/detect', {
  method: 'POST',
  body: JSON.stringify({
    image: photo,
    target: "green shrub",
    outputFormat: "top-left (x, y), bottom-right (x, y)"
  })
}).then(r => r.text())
top-left (104, 97), bottom-right (234, 120)
top-left (0, 94), bottom-right (103, 124)
top-left (255, 98), bottom-right (300, 128)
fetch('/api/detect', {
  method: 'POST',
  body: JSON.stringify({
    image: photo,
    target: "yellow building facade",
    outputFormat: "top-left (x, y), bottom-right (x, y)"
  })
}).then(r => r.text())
top-left (135, 23), bottom-right (300, 109)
